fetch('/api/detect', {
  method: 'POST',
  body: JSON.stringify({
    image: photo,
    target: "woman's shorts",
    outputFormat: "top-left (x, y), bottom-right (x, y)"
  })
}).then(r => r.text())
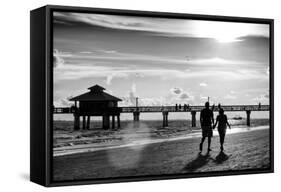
top-left (218, 128), bottom-right (226, 136)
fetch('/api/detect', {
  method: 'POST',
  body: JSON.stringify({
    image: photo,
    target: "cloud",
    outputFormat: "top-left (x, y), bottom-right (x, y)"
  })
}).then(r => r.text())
top-left (253, 93), bottom-right (269, 103)
top-left (179, 93), bottom-right (190, 99)
top-left (53, 49), bottom-right (65, 68)
top-left (66, 50), bottom-right (187, 65)
top-left (98, 49), bottom-right (117, 54)
top-left (54, 12), bottom-right (269, 40)
top-left (105, 75), bottom-right (114, 85)
top-left (170, 87), bottom-right (183, 95)
top-left (53, 48), bottom-right (269, 82)
top-left (120, 83), bottom-right (138, 106)
top-left (119, 85), bottom-right (194, 107)
top-left (120, 83), bottom-right (165, 106)
top-left (54, 96), bottom-right (73, 107)
top-left (79, 51), bottom-right (92, 54)
top-left (105, 72), bottom-right (128, 85)
top-left (200, 95), bottom-right (208, 100)
top-left (170, 87), bottom-right (194, 102)
top-left (224, 94), bottom-right (237, 99)
top-left (54, 61), bottom-right (268, 83)
top-left (139, 97), bottom-right (167, 106)
top-left (131, 83), bottom-right (136, 93)
top-left (224, 91), bottom-right (237, 100)
top-left (199, 82), bottom-right (208, 87)
top-left (188, 57), bottom-right (264, 67)
top-left (120, 83), bottom-right (169, 106)
top-left (53, 47), bottom-right (269, 82)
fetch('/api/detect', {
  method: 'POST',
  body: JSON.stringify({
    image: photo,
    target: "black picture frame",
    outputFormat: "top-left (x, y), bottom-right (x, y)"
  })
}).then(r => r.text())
top-left (30, 5), bottom-right (274, 187)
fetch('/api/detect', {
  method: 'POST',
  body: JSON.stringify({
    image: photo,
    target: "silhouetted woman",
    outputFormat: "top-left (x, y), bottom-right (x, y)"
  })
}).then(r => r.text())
top-left (213, 108), bottom-right (231, 151)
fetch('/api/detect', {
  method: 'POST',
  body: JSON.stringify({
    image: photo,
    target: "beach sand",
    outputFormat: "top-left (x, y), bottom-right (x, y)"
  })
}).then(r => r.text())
top-left (53, 127), bottom-right (271, 181)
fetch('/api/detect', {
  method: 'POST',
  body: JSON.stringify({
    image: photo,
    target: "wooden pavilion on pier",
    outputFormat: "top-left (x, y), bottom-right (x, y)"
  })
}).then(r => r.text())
top-left (69, 84), bottom-right (122, 130)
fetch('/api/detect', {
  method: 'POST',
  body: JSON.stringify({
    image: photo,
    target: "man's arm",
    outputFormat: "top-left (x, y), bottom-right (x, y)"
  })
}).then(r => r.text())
top-left (213, 116), bottom-right (218, 129)
top-left (211, 111), bottom-right (214, 125)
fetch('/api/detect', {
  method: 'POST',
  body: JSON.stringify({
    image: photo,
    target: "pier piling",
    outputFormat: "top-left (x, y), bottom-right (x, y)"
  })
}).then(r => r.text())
top-left (246, 110), bottom-right (251, 126)
top-left (162, 111), bottom-right (169, 127)
top-left (102, 115), bottom-right (110, 129)
top-left (82, 116), bottom-right (86, 130)
top-left (133, 111), bottom-right (140, 121)
top-left (117, 115), bottom-right (120, 128)
top-left (191, 111), bottom-right (196, 127)
top-left (112, 115), bottom-right (115, 129)
top-left (74, 114), bottom-right (80, 130)
top-left (86, 116), bottom-right (90, 129)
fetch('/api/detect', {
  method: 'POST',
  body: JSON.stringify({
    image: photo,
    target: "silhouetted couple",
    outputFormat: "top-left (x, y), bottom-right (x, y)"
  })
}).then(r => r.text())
top-left (199, 102), bottom-right (231, 153)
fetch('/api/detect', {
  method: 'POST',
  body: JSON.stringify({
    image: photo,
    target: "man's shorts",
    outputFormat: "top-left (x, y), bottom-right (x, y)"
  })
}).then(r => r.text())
top-left (202, 126), bottom-right (213, 137)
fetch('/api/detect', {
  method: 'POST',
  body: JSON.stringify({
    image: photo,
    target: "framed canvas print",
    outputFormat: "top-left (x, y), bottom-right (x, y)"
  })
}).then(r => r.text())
top-left (30, 5), bottom-right (274, 187)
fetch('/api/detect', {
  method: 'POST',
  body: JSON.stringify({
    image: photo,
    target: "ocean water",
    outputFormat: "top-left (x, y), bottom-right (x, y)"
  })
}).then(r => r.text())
top-left (53, 118), bottom-right (269, 131)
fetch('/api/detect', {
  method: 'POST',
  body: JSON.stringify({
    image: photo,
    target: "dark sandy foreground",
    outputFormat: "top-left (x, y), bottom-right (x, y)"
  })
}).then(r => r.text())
top-left (53, 128), bottom-right (270, 181)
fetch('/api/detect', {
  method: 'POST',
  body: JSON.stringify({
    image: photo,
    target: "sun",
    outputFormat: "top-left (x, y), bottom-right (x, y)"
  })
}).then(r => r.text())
top-left (190, 20), bottom-right (252, 43)
top-left (212, 33), bottom-right (242, 43)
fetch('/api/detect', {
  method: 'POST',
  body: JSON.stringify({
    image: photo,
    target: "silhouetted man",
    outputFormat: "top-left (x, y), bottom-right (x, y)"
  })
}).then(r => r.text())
top-left (199, 102), bottom-right (214, 153)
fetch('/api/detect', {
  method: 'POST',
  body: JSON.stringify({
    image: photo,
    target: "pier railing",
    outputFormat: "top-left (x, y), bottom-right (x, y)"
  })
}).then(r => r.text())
top-left (120, 105), bottom-right (269, 113)
top-left (53, 105), bottom-right (269, 128)
top-left (53, 105), bottom-right (269, 114)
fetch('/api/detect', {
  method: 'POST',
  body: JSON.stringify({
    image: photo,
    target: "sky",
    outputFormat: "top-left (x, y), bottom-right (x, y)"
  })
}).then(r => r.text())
top-left (53, 11), bottom-right (270, 118)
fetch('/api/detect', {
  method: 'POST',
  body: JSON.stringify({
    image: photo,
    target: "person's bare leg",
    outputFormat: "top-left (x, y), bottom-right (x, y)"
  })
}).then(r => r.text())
top-left (220, 133), bottom-right (225, 151)
top-left (200, 137), bottom-right (205, 152)
top-left (207, 137), bottom-right (212, 152)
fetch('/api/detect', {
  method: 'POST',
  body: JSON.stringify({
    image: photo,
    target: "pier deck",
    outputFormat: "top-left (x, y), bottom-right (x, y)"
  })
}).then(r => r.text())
top-left (53, 105), bottom-right (269, 129)
top-left (54, 105), bottom-right (269, 114)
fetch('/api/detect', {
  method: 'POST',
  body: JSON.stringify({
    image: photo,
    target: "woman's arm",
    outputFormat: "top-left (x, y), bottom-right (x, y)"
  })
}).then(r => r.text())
top-left (226, 115), bottom-right (231, 129)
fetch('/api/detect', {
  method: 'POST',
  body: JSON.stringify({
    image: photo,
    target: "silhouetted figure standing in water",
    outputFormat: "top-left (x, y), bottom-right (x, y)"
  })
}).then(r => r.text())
top-left (213, 108), bottom-right (231, 151)
top-left (199, 102), bottom-right (214, 153)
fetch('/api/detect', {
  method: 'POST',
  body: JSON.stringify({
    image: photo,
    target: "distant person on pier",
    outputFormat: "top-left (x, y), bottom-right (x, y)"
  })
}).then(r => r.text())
top-left (175, 104), bottom-right (178, 111)
top-left (199, 102), bottom-right (214, 153)
top-left (184, 104), bottom-right (187, 111)
top-left (179, 104), bottom-right (181, 110)
top-left (213, 108), bottom-right (231, 151)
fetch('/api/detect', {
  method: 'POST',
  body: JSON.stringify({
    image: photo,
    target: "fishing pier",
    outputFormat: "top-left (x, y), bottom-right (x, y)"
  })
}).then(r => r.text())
top-left (54, 84), bottom-right (270, 130)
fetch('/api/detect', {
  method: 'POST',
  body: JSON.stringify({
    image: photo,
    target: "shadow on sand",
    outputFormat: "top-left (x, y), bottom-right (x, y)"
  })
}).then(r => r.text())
top-left (183, 151), bottom-right (232, 172)
top-left (214, 151), bottom-right (231, 164)
top-left (183, 152), bottom-right (211, 172)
